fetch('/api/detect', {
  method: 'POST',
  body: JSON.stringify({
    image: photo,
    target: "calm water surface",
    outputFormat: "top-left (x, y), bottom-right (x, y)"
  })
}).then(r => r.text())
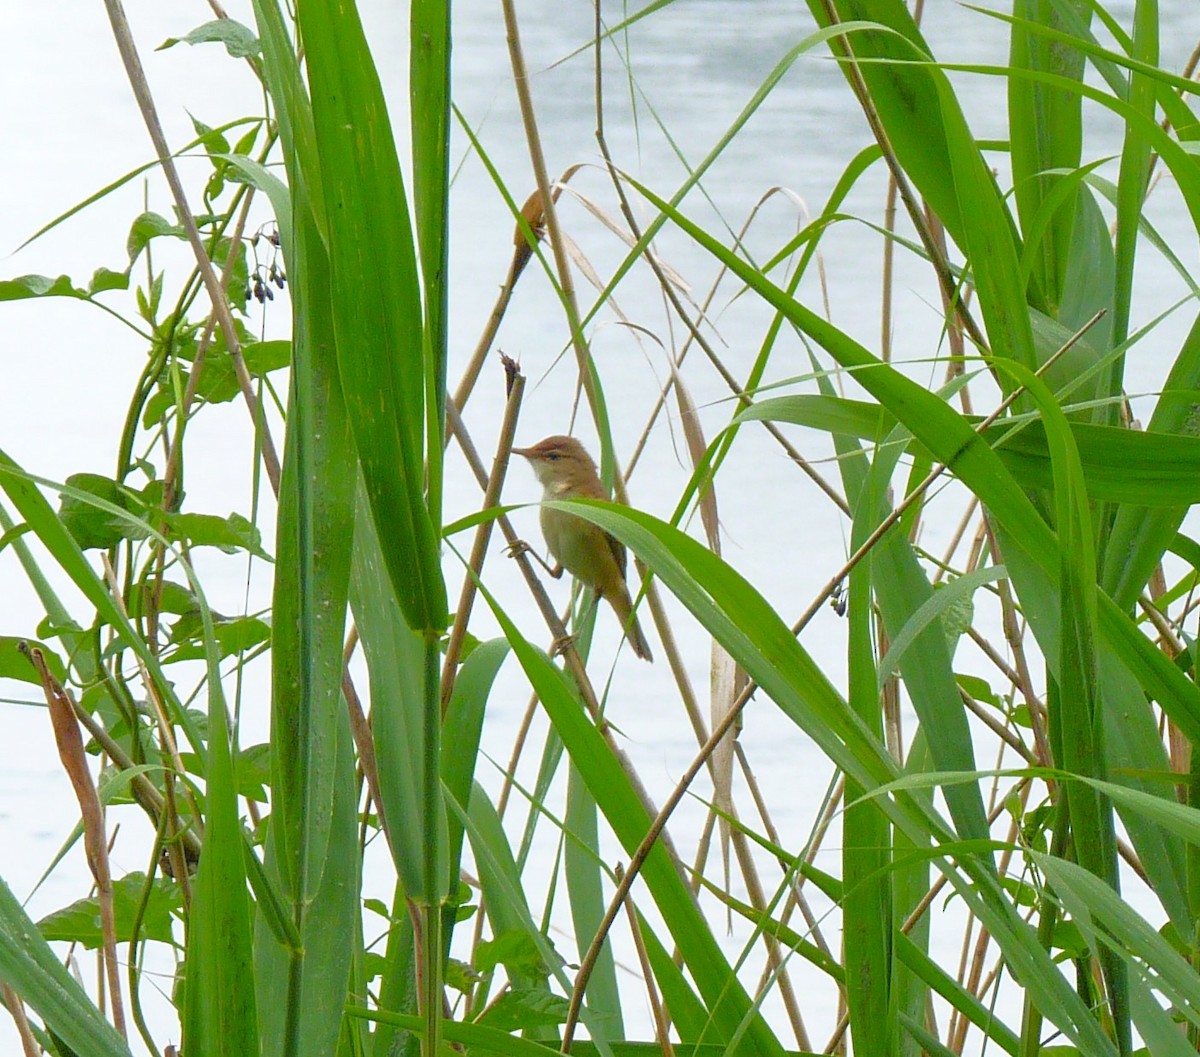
top-left (3, 1), bottom-right (1200, 1051)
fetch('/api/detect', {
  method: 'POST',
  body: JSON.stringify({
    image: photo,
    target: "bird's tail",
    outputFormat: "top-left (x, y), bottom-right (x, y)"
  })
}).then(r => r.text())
top-left (608, 588), bottom-right (654, 662)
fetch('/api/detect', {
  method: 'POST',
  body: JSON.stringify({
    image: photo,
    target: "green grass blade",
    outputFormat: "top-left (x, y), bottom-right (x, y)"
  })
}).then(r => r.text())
top-left (565, 763), bottom-right (623, 1045)
top-left (297, 0), bottom-right (446, 636)
top-left (256, 147), bottom-right (360, 1057)
top-left (182, 619), bottom-right (259, 1056)
top-left (843, 456), bottom-right (897, 1057)
top-left (1008, 0), bottom-right (1089, 315)
top-left (351, 508), bottom-right (448, 904)
top-left (443, 640), bottom-right (509, 877)
top-left (410, 0), bottom-right (450, 530)
top-left (0, 876), bottom-right (133, 1057)
top-left (478, 602), bottom-right (786, 1056)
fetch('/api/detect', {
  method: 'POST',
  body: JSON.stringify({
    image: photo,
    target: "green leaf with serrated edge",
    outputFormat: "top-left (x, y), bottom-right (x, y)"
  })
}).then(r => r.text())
top-left (58, 473), bottom-right (149, 550)
top-left (37, 873), bottom-right (181, 949)
top-left (477, 988), bottom-right (570, 1032)
top-left (0, 274), bottom-right (87, 301)
top-left (158, 18), bottom-right (260, 58)
top-left (0, 636), bottom-right (65, 685)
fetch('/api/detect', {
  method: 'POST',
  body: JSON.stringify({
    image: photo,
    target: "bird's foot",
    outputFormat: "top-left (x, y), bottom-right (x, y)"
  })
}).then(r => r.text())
top-left (550, 632), bottom-right (578, 658)
top-left (506, 538), bottom-right (532, 559)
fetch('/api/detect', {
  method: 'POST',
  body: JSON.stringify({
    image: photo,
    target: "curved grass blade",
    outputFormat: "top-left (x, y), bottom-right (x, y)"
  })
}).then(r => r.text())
top-left (0, 876), bottom-right (133, 1057)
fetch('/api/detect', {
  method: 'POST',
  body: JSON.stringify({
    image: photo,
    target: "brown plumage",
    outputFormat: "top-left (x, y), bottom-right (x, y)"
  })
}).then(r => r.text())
top-left (511, 435), bottom-right (654, 662)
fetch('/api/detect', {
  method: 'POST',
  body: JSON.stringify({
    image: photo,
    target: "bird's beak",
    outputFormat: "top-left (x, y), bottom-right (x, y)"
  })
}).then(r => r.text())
top-left (511, 446), bottom-right (534, 459)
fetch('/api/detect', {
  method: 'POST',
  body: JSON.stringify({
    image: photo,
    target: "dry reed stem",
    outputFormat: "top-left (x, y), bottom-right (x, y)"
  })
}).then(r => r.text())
top-left (926, 211), bottom-right (976, 417)
top-left (982, 521), bottom-right (1054, 772)
top-left (441, 371), bottom-right (527, 703)
top-left (1, 983), bottom-right (40, 1057)
top-left (101, 0), bottom-right (281, 493)
top-left (340, 629), bottom-right (389, 846)
top-left (932, 496), bottom-right (981, 587)
top-left (729, 827), bottom-right (812, 1051)
top-left (23, 645), bottom-right (127, 1039)
top-left (616, 864), bottom-right (677, 1057)
top-left (736, 743), bottom-right (839, 964)
top-left (449, 175), bottom-right (574, 422)
top-left (620, 186), bottom-right (851, 518)
top-left (881, 175), bottom-right (899, 363)
top-left (499, 0), bottom-right (596, 418)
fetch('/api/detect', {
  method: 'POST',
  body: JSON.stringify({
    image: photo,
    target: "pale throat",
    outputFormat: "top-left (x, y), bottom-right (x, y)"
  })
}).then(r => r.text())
top-left (530, 463), bottom-right (579, 496)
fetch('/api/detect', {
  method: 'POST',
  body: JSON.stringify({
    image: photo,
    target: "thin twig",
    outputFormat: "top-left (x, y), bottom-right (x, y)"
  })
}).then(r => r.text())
top-left (1, 984), bottom-right (40, 1057)
top-left (101, 0), bottom-right (282, 492)
top-left (616, 864), bottom-right (677, 1057)
top-left (441, 372), bottom-right (527, 703)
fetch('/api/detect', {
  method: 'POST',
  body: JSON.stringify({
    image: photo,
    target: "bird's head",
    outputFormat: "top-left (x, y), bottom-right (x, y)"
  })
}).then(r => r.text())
top-left (511, 435), bottom-right (598, 493)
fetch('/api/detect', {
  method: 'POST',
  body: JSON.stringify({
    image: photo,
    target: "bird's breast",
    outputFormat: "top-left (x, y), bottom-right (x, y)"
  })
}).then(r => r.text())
top-left (540, 504), bottom-right (621, 596)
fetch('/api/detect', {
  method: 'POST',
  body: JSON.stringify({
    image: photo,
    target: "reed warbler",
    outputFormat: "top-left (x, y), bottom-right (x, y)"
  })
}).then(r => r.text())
top-left (511, 435), bottom-right (653, 662)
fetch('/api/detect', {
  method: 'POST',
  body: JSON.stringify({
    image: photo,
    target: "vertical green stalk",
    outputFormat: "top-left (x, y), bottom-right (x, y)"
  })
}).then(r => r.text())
top-left (412, 3), bottom-right (452, 1052)
top-left (422, 636), bottom-right (443, 1057)
top-left (1108, 0), bottom-right (1158, 394)
top-left (1008, 0), bottom-right (1088, 317)
top-left (411, 0), bottom-right (451, 530)
top-left (1190, 748), bottom-right (1200, 1049)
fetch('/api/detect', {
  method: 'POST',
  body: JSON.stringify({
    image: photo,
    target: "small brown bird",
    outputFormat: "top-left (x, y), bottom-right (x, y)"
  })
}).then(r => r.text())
top-left (511, 435), bottom-right (654, 662)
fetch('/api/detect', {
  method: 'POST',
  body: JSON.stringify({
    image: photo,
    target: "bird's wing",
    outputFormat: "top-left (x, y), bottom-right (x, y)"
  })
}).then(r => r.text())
top-left (606, 529), bottom-right (628, 580)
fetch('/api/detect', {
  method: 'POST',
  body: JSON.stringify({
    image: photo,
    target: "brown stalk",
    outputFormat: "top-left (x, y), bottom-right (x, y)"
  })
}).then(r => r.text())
top-left (101, 0), bottom-right (281, 493)
top-left (981, 521), bottom-right (1054, 774)
top-left (340, 628), bottom-right (389, 843)
top-left (498, 0), bottom-right (595, 412)
top-left (730, 828), bottom-right (812, 1051)
top-left (737, 744), bottom-right (840, 967)
top-left (22, 644), bottom-right (126, 1039)
top-left (932, 495), bottom-right (980, 585)
top-left (1, 984), bottom-right (40, 1057)
top-left (615, 864), bottom-right (677, 1057)
top-left (950, 803), bottom-right (1023, 1052)
top-left (449, 177), bottom-right (578, 423)
top-left (881, 174), bottom-right (899, 363)
top-left (441, 370), bottom-right (527, 704)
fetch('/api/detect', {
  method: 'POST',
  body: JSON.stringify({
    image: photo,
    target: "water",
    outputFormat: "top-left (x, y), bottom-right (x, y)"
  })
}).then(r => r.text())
top-left (4, 0), bottom-right (1200, 1052)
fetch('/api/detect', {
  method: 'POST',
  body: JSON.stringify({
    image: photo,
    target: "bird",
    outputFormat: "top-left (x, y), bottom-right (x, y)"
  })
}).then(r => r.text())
top-left (511, 435), bottom-right (654, 662)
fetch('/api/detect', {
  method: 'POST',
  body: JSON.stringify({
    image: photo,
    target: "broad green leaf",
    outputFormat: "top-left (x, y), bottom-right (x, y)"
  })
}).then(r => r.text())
top-left (37, 872), bottom-right (180, 949)
top-left (158, 18), bottom-right (261, 58)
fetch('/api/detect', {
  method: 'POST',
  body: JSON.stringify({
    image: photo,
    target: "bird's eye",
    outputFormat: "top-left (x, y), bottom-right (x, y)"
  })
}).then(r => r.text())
top-left (546, 452), bottom-right (561, 461)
